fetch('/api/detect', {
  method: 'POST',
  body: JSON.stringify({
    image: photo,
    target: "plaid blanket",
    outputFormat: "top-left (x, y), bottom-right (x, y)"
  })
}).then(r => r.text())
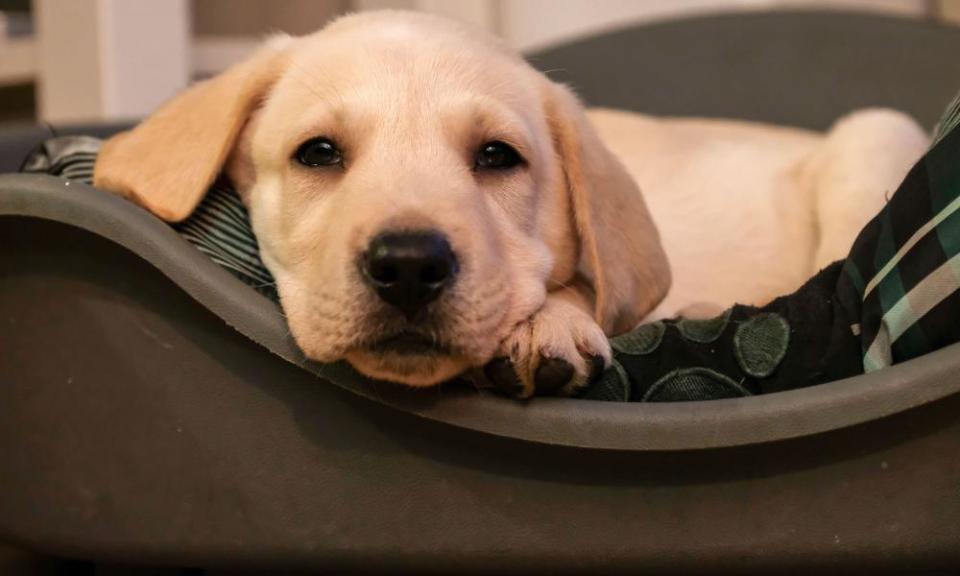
top-left (838, 92), bottom-right (960, 372)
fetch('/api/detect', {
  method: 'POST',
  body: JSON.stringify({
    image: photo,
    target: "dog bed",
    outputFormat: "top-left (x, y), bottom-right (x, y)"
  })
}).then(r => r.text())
top-left (4, 10), bottom-right (960, 573)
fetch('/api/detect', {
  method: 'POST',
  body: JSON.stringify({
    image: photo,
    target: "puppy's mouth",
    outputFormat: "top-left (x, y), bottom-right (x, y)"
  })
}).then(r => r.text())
top-left (348, 329), bottom-right (466, 386)
top-left (368, 331), bottom-right (451, 356)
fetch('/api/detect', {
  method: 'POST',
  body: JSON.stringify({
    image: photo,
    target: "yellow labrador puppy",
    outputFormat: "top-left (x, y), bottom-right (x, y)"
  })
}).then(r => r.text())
top-left (94, 11), bottom-right (928, 397)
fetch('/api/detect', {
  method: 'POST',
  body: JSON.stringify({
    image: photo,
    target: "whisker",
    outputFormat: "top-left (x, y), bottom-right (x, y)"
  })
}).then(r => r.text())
top-left (539, 67), bottom-right (569, 79)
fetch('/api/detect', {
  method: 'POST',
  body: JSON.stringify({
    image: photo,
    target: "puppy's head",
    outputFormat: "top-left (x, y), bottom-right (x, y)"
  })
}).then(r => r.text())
top-left (94, 11), bottom-right (669, 386)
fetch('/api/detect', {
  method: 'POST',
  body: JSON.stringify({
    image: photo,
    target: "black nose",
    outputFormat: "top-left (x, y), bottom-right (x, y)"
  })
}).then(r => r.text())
top-left (360, 231), bottom-right (459, 319)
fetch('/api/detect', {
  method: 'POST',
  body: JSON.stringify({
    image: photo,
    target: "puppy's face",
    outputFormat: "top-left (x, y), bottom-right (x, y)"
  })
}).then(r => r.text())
top-left (94, 11), bottom-right (669, 388)
top-left (239, 17), bottom-right (574, 385)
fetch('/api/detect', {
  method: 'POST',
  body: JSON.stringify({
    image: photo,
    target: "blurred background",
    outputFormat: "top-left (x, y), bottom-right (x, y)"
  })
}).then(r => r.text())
top-left (0, 0), bottom-right (958, 126)
top-left (1, 1), bottom-right (960, 574)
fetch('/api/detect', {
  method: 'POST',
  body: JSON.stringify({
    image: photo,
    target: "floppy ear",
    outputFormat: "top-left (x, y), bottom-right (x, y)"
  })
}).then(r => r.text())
top-left (542, 81), bottom-right (671, 334)
top-left (93, 41), bottom-right (291, 222)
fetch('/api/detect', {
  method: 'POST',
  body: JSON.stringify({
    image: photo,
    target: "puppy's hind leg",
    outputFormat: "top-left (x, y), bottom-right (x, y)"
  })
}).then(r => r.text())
top-left (809, 108), bottom-right (929, 270)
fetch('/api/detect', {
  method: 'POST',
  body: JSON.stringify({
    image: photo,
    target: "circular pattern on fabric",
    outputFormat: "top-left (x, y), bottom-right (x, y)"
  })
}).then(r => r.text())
top-left (642, 367), bottom-right (752, 402)
top-left (610, 321), bottom-right (666, 355)
top-left (581, 360), bottom-right (631, 402)
top-left (676, 309), bottom-right (732, 343)
top-left (733, 313), bottom-right (790, 378)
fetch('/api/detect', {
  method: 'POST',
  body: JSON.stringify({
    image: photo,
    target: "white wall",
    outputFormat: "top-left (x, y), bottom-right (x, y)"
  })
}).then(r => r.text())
top-left (35, 0), bottom-right (190, 123)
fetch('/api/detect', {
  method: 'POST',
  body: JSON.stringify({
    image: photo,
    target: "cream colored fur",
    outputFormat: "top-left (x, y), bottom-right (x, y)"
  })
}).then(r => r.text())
top-left (588, 109), bottom-right (929, 320)
top-left (94, 11), bottom-right (928, 397)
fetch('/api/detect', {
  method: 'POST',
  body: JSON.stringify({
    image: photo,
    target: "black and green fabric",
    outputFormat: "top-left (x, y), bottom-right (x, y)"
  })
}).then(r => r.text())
top-left (19, 90), bottom-right (960, 403)
top-left (587, 262), bottom-right (860, 401)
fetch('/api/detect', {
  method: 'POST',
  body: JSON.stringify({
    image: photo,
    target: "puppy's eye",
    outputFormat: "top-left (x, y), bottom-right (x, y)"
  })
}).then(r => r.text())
top-left (295, 137), bottom-right (343, 167)
top-left (475, 141), bottom-right (523, 170)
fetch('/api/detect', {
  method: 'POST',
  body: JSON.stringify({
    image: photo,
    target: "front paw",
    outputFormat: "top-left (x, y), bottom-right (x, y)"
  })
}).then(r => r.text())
top-left (480, 296), bottom-right (611, 398)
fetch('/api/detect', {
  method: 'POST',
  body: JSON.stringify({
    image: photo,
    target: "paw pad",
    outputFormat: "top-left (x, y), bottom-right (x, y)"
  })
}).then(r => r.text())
top-left (484, 357), bottom-right (526, 398)
top-left (534, 357), bottom-right (575, 395)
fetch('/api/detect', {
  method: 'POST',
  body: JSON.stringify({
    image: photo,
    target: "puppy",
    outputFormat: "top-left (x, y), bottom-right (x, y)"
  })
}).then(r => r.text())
top-left (94, 11), bottom-right (928, 397)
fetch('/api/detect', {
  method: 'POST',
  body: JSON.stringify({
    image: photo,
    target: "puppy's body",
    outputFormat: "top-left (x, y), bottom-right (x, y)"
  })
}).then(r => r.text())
top-left (94, 11), bottom-right (928, 397)
top-left (590, 109), bottom-right (929, 318)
